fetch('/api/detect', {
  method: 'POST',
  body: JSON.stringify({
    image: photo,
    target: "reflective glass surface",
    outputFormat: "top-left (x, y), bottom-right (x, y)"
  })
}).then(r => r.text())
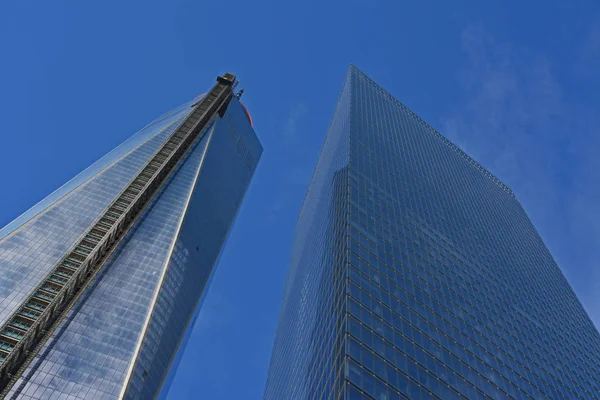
top-left (126, 99), bottom-right (262, 400)
top-left (265, 67), bottom-right (600, 400)
top-left (0, 98), bottom-right (198, 242)
top-left (2, 96), bottom-right (261, 399)
top-left (265, 75), bottom-right (351, 400)
top-left (5, 117), bottom-right (211, 400)
top-left (0, 105), bottom-right (194, 328)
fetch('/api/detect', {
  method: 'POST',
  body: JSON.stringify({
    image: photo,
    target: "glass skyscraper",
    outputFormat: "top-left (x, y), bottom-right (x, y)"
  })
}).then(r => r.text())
top-left (264, 66), bottom-right (600, 400)
top-left (0, 73), bottom-right (262, 399)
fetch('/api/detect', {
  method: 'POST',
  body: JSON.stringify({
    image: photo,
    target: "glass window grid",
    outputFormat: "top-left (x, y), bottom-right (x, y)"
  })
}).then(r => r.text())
top-left (352, 75), bottom-right (598, 350)
top-left (344, 186), bottom-right (588, 398)
top-left (3, 98), bottom-right (261, 400)
top-left (125, 99), bottom-right (262, 400)
top-left (265, 67), bottom-right (600, 400)
top-left (344, 173), bottom-right (596, 396)
top-left (344, 209), bottom-right (576, 390)
top-left (0, 109), bottom-right (192, 331)
top-left (264, 73), bottom-right (352, 400)
top-left (347, 277), bottom-right (521, 399)
top-left (346, 69), bottom-right (599, 398)
top-left (7, 121), bottom-right (210, 400)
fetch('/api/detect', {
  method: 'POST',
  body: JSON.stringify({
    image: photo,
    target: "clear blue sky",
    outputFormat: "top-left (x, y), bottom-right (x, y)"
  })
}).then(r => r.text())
top-left (1, 1), bottom-right (599, 399)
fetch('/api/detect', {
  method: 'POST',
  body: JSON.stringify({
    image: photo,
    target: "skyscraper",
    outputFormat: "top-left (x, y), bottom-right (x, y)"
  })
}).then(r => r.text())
top-left (0, 73), bottom-right (262, 399)
top-left (264, 66), bottom-right (600, 400)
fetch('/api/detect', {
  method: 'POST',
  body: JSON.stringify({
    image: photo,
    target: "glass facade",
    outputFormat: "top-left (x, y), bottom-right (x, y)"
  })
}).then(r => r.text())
top-left (264, 66), bottom-right (600, 400)
top-left (0, 88), bottom-right (261, 399)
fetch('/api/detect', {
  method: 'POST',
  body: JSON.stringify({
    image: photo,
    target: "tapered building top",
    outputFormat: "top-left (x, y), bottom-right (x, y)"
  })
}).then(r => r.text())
top-left (0, 73), bottom-right (262, 399)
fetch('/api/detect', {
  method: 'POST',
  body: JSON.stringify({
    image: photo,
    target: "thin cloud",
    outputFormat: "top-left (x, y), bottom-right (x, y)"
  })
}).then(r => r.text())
top-left (575, 13), bottom-right (600, 78)
top-left (283, 103), bottom-right (307, 140)
top-left (442, 24), bottom-right (600, 328)
top-left (266, 103), bottom-right (312, 225)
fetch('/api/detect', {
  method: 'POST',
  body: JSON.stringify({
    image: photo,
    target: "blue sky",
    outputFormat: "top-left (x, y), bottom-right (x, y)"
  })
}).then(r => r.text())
top-left (1, 1), bottom-right (600, 398)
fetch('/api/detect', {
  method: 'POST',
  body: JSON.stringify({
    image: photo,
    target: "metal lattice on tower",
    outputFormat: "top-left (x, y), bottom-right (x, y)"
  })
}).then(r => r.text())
top-left (0, 73), bottom-right (237, 393)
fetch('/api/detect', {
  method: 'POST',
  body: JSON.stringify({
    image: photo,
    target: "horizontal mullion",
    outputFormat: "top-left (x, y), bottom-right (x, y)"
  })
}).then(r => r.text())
top-left (65, 255), bottom-right (84, 264)
top-left (48, 276), bottom-right (68, 286)
top-left (59, 263), bottom-right (78, 272)
top-left (6, 322), bottom-right (29, 333)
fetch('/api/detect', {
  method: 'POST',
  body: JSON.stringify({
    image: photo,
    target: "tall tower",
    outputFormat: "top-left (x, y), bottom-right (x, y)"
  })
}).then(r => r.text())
top-left (0, 73), bottom-right (262, 399)
top-left (264, 66), bottom-right (600, 400)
